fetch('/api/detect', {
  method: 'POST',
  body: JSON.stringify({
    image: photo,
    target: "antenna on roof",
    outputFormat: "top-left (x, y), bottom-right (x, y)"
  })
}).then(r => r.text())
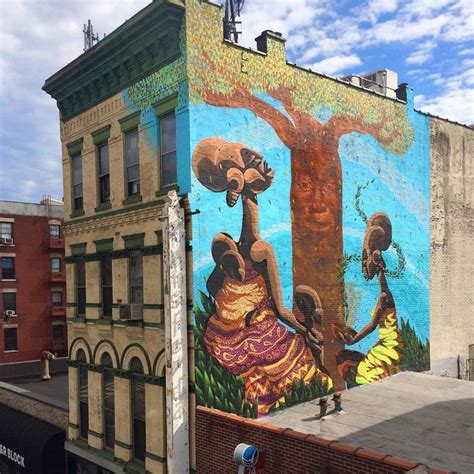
top-left (83, 20), bottom-right (100, 51)
top-left (223, 0), bottom-right (245, 43)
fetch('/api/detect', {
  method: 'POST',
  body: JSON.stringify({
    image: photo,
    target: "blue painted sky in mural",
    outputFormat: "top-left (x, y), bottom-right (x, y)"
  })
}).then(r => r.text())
top-left (191, 96), bottom-right (430, 353)
top-left (0, 0), bottom-right (471, 203)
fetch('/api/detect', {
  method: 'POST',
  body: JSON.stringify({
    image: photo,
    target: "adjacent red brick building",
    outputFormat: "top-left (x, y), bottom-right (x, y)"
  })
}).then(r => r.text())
top-left (0, 199), bottom-right (67, 366)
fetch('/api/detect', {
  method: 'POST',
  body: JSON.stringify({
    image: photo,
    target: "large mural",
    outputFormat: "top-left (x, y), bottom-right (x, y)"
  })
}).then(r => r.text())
top-left (188, 1), bottom-right (430, 417)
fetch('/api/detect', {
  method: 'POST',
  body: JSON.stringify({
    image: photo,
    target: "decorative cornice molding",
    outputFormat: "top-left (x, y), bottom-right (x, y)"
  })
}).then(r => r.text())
top-left (42, 2), bottom-right (184, 120)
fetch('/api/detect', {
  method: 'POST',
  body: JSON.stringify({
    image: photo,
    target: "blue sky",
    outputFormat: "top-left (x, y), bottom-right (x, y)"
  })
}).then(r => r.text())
top-left (0, 0), bottom-right (472, 203)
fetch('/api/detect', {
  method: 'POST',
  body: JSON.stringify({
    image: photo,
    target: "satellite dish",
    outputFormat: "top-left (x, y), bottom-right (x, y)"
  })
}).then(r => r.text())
top-left (223, 0), bottom-right (245, 43)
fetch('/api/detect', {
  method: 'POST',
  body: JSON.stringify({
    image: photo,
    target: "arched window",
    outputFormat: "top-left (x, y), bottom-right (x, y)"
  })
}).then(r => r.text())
top-left (130, 357), bottom-right (145, 463)
top-left (102, 353), bottom-right (115, 450)
top-left (77, 349), bottom-right (88, 440)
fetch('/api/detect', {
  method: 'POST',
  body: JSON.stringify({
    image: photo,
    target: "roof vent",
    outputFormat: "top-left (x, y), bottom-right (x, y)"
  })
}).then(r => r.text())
top-left (341, 69), bottom-right (398, 99)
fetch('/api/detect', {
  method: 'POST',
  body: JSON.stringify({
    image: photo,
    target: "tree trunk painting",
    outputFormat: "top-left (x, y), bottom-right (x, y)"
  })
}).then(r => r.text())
top-left (195, 82), bottom-right (398, 388)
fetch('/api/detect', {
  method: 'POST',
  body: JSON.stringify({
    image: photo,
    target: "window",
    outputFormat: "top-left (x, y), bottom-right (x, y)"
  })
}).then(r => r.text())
top-left (71, 154), bottom-right (83, 211)
top-left (3, 293), bottom-right (16, 313)
top-left (2, 257), bottom-right (15, 279)
top-left (101, 255), bottom-right (112, 319)
top-left (51, 257), bottom-right (61, 273)
top-left (102, 354), bottom-right (115, 450)
top-left (160, 114), bottom-right (177, 187)
top-left (77, 350), bottom-right (89, 440)
top-left (52, 291), bottom-right (63, 306)
top-left (4, 327), bottom-right (17, 351)
top-left (130, 358), bottom-right (145, 462)
top-left (129, 250), bottom-right (143, 304)
top-left (76, 258), bottom-right (86, 318)
top-left (0, 222), bottom-right (12, 241)
top-left (98, 143), bottom-right (110, 204)
top-left (50, 224), bottom-right (60, 240)
top-left (125, 129), bottom-right (140, 197)
top-left (52, 324), bottom-right (64, 343)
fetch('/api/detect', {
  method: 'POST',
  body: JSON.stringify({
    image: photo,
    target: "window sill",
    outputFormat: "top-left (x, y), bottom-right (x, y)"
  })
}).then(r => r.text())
top-left (94, 202), bottom-right (112, 213)
top-left (1, 279), bottom-right (16, 282)
top-left (156, 184), bottom-right (179, 198)
top-left (3, 350), bottom-right (19, 353)
top-left (122, 195), bottom-right (142, 206)
top-left (69, 209), bottom-right (85, 219)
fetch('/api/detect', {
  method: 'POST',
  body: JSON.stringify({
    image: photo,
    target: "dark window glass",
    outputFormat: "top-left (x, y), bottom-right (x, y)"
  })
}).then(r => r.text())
top-left (2, 257), bottom-right (15, 279)
top-left (160, 114), bottom-right (177, 187)
top-left (129, 251), bottom-right (143, 304)
top-left (131, 358), bottom-right (145, 462)
top-left (103, 356), bottom-right (115, 450)
top-left (51, 257), bottom-right (61, 273)
top-left (125, 129), bottom-right (140, 197)
top-left (98, 143), bottom-right (110, 204)
top-left (0, 223), bottom-right (12, 240)
top-left (52, 291), bottom-right (63, 306)
top-left (101, 255), bottom-right (113, 319)
top-left (4, 327), bottom-right (17, 351)
top-left (76, 259), bottom-right (86, 317)
top-left (71, 154), bottom-right (83, 211)
top-left (79, 363), bottom-right (89, 439)
top-left (3, 293), bottom-right (16, 312)
top-left (52, 324), bottom-right (64, 342)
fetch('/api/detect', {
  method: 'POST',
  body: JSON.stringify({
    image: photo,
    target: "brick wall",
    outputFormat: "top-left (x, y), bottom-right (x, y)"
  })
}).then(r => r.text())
top-left (196, 407), bottom-right (448, 474)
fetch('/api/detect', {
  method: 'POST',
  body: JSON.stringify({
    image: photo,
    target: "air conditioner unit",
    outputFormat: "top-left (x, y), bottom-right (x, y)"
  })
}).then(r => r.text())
top-left (0, 237), bottom-right (13, 245)
top-left (119, 304), bottom-right (143, 321)
top-left (3, 310), bottom-right (16, 317)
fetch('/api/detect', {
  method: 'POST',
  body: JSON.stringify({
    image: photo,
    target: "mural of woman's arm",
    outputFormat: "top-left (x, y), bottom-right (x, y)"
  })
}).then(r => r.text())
top-left (250, 239), bottom-right (307, 334)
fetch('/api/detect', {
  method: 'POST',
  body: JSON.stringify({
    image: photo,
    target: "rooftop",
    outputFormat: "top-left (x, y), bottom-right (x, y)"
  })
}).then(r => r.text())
top-left (263, 372), bottom-right (474, 473)
top-left (0, 200), bottom-right (64, 218)
top-left (0, 373), bottom-right (68, 411)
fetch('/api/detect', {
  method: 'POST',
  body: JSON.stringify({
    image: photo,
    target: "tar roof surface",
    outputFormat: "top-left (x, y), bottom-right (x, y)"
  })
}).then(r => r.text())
top-left (263, 372), bottom-right (474, 473)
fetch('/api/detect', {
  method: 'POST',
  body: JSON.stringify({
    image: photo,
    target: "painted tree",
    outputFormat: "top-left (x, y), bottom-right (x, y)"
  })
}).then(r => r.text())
top-left (187, 1), bottom-right (414, 388)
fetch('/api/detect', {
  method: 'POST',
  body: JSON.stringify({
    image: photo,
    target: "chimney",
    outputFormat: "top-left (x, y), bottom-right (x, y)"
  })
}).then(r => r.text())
top-left (255, 30), bottom-right (286, 62)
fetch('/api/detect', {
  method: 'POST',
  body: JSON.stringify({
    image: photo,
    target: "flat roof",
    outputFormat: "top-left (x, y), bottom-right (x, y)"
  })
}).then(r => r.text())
top-left (263, 372), bottom-right (474, 473)
top-left (0, 374), bottom-right (68, 411)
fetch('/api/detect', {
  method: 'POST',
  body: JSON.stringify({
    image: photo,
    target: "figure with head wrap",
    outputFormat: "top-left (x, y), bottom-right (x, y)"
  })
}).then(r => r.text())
top-left (193, 138), bottom-right (333, 415)
top-left (334, 212), bottom-right (403, 385)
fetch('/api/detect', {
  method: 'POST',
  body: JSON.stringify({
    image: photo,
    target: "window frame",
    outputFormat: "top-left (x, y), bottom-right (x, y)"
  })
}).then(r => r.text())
top-left (1, 256), bottom-right (15, 279)
top-left (52, 323), bottom-right (64, 343)
top-left (100, 254), bottom-right (113, 319)
top-left (71, 153), bottom-right (83, 212)
top-left (159, 113), bottom-right (177, 188)
top-left (76, 258), bottom-right (86, 318)
top-left (51, 257), bottom-right (61, 274)
top-left (124, 128), bottom-right (140, 198)
top-left (97, 142), bottom-right (110, 204)
top-left (51, 291), bottom-right (63, 306)
top-left (3, 327), bottom-right (17, 352)
top-left (130, 358), bottom-right (145, 463)
top-left (102, 354), bottom-right (115, 450)
top-left (2, 292), bottom-right (16, 313)
top-left (0, 222), bottom-right (13, 241)
top-left (129, 250), bottom-right (143, 305)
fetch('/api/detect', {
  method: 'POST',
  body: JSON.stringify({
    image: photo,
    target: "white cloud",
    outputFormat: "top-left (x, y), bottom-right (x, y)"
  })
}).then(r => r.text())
top-left (406, 41), bottom-right (436, 65)
top-left (306, 54), bottom-right (362, 75)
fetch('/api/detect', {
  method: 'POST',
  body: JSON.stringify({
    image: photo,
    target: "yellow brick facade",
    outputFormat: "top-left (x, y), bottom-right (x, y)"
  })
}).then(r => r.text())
top-left (61, 88), bottom-right (194, 472)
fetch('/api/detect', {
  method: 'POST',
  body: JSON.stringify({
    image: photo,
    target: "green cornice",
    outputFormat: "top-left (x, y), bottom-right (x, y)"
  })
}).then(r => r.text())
top-left (42, 1), bottom-right (185, 120)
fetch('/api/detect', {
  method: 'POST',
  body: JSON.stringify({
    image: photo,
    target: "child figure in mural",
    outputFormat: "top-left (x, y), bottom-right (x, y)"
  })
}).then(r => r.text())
top-left (334, 213), bottom-right (403, 385)
top-left (193, 138), bottom-right (333, 415)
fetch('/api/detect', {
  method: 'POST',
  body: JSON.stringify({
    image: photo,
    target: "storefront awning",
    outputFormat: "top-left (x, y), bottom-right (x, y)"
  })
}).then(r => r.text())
top-left (0, 404), bottom-right (65, 473)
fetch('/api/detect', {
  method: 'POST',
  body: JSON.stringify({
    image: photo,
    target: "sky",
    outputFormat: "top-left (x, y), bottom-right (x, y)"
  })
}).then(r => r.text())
top-left (0, 0), bottom-right (472, 203)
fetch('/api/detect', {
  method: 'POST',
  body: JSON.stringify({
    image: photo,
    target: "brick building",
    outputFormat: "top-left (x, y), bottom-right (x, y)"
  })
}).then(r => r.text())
top-left (0, 200), bottom-right (67, 369)
top-left (42, 1), bottom-right (472, 473)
